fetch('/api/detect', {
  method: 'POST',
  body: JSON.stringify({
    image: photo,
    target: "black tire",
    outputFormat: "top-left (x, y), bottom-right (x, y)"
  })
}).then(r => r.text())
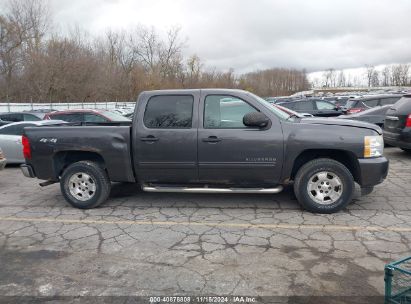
top-left (294, 158), bottom-right (354, 214)
top-left (60, 161), bottom-right (111, 209)
top-left (401, 148), bottom-right (411, 154)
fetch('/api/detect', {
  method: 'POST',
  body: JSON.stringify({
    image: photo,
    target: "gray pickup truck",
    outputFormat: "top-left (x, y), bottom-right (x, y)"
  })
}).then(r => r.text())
top-left (21, 89), bottom-right (388, 213)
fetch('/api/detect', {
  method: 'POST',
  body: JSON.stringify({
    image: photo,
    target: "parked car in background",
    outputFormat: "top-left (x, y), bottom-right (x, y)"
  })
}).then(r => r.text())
top-left (45, 109), bottom-right (131, 123)
top-left (0, 120), bottom-right (65, 163)
top-left (383, 94), bottom-right (411, 153)
top-left (338, 105), bottom-right (391, 127)
top-left (112, 108), bottom-right (132, 116)
top-left (265, 96), bottom-right (297, 104)
top-left (0, 119), bottom-right (12, 127)
top-left (0, 148), bottom-right (6, 170)
top-left (344, 95), bottom-right (402, 114)
top-left (273, 104), bottom-right (313, 117)
top-left (277, 99), bottom-right (343, 117)
top-left (125, 112), bottom-right (134, 119)
top-left (0, 111), bottom-right (45, 122)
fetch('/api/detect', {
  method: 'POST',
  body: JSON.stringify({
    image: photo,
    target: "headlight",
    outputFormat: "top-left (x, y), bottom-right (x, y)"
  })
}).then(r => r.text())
top-left (364, 135), bottom-right (384, 158)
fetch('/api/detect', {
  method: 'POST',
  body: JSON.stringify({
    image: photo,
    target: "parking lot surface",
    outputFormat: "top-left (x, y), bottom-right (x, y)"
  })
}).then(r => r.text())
top-left (0, 147), bottom-right (410, 299)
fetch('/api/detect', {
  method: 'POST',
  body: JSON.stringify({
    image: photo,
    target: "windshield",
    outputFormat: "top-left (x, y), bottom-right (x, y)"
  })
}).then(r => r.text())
top-left (248, 92), bottom-right (297, 120)
top-left (101, 110), bottom-right (131, 121)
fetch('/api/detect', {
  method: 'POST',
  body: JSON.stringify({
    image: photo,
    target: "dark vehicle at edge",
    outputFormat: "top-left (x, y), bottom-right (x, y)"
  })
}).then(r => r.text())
top-left (338, 105), bottom-right (392, 127)
top-left (383, 94), bottom-right (411, 152)
top-left (344, 95), bottom-right (402, 114)
top-left (21, 89), bottom-right (388, 214)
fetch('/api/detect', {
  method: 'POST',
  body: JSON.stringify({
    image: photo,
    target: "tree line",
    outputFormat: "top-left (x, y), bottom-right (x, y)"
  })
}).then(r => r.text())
top-left (313, 64), bottom-right (411, 88)
top-left (0, 0), bottom-right (309, 103)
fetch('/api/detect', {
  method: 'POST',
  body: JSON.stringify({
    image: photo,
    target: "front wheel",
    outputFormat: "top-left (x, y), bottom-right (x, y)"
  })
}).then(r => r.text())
top-left (60, 161), bottom-right (111, 209)
top-left (401, 148), bottom-right (411, 154)
top-left (294, 158), bottom-right (354, 213)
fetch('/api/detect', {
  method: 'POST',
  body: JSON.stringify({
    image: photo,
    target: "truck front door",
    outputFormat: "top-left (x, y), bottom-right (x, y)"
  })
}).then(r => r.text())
top-left (134, 92), bottom-right (199, 183)
top-left (198, 92), bottom-right (284, 186)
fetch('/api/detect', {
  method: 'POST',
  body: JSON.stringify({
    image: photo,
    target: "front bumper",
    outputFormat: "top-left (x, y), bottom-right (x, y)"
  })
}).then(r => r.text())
top-left (0, 159), bottom-right (6, 170)
top-left (358, 157), bottom-right (389, 187)
top-left (20, 164), bottom-right (35, 178)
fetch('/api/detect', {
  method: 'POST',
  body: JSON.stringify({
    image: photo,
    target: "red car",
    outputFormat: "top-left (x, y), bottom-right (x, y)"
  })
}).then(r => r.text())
top-left (44, 109), bottom-right (130, 123)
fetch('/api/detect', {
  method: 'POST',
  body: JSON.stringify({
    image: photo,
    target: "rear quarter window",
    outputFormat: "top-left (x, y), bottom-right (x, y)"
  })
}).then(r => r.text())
top-left (380, 97), bottom-right (401, 106)
top-left (24, 114), bottom-right (41, 121)
top-left (363, 99), bottom-right (379, 107)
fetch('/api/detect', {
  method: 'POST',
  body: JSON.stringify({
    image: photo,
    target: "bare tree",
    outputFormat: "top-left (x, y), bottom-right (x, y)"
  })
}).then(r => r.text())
top-left (371, 70), bottom-right (380, 87)
top-left (382, 66), bottom-right (390, 86)
top-left (337, 70), bottom-right (346, 87)
top-left (365, 64), bottom-right (375, 87)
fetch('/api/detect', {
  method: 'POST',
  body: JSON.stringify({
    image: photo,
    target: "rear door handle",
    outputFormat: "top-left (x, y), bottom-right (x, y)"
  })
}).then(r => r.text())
top-left (140, 135), bottom-right (159, 142)
top-left (202, 136), bottom-right (221, 143)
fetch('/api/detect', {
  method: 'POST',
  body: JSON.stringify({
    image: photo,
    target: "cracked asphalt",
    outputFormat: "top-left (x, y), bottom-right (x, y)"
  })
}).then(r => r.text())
top-left (0, 147), bottom-right (410, 299)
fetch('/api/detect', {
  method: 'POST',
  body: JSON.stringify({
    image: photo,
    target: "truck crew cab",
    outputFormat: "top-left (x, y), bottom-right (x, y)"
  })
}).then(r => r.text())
top-left (21, 89), bottom-right (389, 213)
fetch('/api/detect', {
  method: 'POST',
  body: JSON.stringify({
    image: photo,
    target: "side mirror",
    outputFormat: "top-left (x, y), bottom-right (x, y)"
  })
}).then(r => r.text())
top-left (243, 112), bottom-right (269, 128)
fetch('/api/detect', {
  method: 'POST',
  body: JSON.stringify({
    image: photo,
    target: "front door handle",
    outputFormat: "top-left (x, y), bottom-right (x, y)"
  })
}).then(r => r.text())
top-left (202, 136), bottom-right (221, 143)
top-left (140, 135), bottom-right (159, 142)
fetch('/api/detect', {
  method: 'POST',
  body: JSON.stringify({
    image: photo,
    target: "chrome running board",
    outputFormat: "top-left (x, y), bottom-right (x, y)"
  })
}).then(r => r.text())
top-left (142, 185), bottom-right (283, 194)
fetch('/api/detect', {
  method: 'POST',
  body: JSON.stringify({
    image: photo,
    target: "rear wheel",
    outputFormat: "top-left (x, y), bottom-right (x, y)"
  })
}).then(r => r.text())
top-left (60, 161), bottom-right (111, 209)
top-left (294, 158), bottom-right (354, 213)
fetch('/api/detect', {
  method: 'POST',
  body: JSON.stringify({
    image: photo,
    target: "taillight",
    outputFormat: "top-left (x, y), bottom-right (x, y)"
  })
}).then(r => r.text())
top-left (406, 114), bottom-right (411, 128)
top-left (22, 135), bottom-right (31, 159)
top-left (347, 108), bottom-right (363, 114)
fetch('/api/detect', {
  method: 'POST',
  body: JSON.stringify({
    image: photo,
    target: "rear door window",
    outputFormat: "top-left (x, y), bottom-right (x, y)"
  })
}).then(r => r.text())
top-left (84, 114), bottom-right (108, 122)
top-left (281, 103), bottom-right (295, 110)
top-left (294, 101), bottom-right (314, 111)
top-left (315, 101), bottom-right (335, 110)
top-left (144, 95), bottom-right (193, 128)
top-left (51, 113), bottom-right (83, 122)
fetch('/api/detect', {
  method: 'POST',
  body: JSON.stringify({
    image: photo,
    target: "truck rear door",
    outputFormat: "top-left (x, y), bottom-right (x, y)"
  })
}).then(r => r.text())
top-left (133, 92), bottom-right (199, 183)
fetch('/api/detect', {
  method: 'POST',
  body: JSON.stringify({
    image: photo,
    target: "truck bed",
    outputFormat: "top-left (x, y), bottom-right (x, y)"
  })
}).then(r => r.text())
top-left (24, 125), bottom-right (135, 183)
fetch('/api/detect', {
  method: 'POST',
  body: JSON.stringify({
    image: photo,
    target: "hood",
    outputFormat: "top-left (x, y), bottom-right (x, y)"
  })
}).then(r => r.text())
top-left (300, 117), bottom-right (382, 134)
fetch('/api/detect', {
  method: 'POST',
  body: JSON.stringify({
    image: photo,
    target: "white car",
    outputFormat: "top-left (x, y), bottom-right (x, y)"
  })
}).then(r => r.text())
top-left (0, 120), bottom-right (65, 163)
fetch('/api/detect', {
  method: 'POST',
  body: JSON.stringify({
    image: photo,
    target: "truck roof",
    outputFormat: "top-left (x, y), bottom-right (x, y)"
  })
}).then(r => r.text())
top-left (141, 88), bottom-right (249, 95)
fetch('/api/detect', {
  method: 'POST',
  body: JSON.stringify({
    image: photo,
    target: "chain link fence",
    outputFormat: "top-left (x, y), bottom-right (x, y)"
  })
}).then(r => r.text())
top-left (0, 102), bottom-right (136, 113)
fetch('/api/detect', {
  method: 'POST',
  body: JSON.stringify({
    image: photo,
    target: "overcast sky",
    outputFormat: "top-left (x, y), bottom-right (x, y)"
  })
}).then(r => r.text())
top-left (45, 0), bottom-right (411, 73)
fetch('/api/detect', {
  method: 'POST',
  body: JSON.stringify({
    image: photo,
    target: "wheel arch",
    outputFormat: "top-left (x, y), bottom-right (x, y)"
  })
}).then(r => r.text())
top-left (53, 150), bottom-right (106, 178)
top-left (290, 149), bottom-right (361, 184)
